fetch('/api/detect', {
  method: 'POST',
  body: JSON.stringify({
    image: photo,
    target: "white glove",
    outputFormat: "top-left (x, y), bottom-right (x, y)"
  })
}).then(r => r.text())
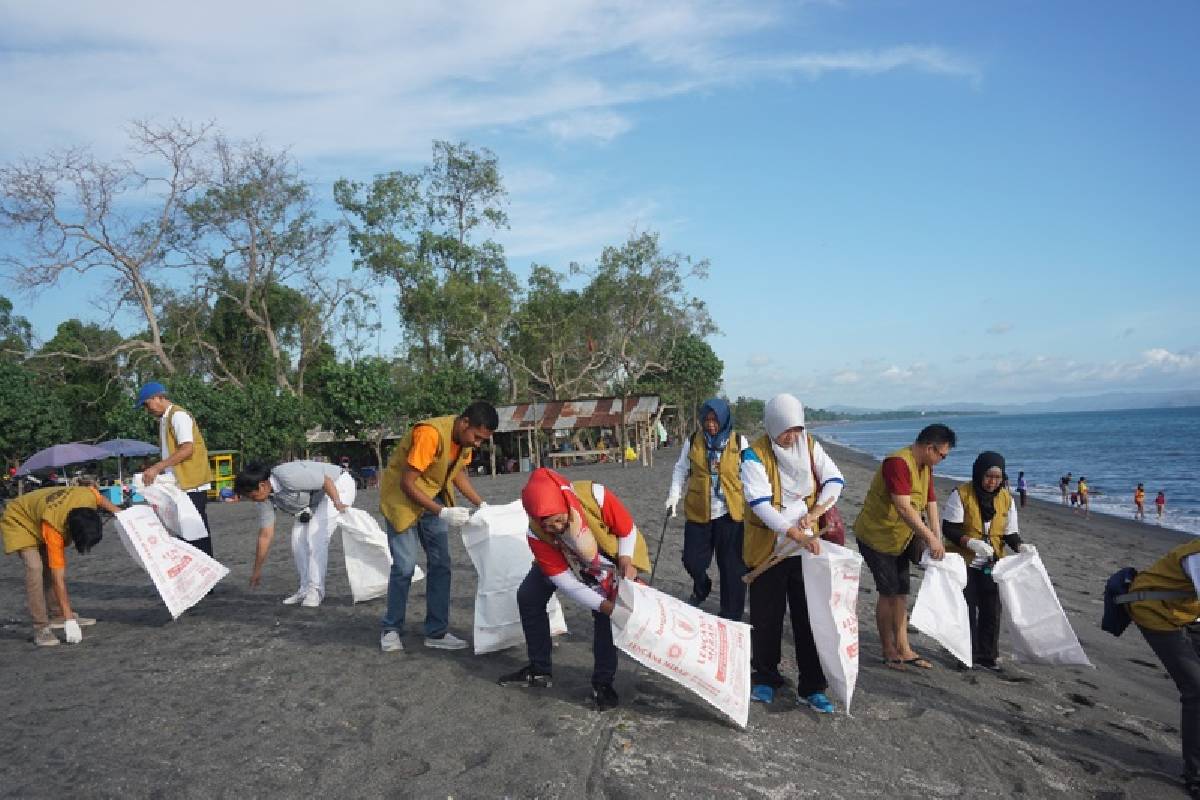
top-left (438, 506), bottom-right (471, 527)
top-left (665, 492), bottom-right (680, 518)
top-left (965, 539), bottom-right (994, 560)
top-left (63, 619), bottom-right (83, 644)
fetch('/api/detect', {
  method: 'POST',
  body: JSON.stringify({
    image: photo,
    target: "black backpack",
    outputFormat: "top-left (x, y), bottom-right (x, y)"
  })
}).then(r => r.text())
top-left (1101, 566), bottom-right (1193, 637)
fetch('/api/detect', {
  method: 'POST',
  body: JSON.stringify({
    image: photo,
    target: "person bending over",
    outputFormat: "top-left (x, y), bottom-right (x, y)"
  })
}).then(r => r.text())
top-left (498, 467), bottom-right (651, 711)
top-left (236, 460), bottom-right (357, 607)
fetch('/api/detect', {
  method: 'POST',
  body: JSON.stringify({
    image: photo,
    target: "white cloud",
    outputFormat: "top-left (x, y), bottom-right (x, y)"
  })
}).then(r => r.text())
top-left (500, 196), bottom-right (664, 262)
top-left (743, 45), bottom-right (979, 83)
top-left (1142, 347), bottom-right (1198, 370)
top-left (546, 109), bottom-right (634, 143)
top-left (722, 346), bottom-right (1200, 409)
top-left (747, 354), bottom-right (772, 367)
top-left (0, 2), bottom-right (979, 162)
top-left (986, 322), bottom-right (1013, 335)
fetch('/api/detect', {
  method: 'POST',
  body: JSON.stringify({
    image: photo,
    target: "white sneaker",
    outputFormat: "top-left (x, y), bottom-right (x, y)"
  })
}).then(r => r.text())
top-left (380, 631), bottom-right (404, 653)
top-left (424, 631), bottom-right (469, 651)
top-left (281, 589), bottom-right (306, 605)
top-left (301, 590), bottom-right (322, 608)
top-left (34, 626), bottom-right (60, 647)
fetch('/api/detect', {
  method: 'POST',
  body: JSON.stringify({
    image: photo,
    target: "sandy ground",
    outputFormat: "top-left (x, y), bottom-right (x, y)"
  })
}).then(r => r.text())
top-left (1, 441), bottom-right (1194, 799)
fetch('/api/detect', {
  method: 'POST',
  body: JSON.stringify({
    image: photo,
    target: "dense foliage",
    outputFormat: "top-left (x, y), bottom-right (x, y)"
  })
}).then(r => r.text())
top-left (0, 128), bottom-right (720, 468)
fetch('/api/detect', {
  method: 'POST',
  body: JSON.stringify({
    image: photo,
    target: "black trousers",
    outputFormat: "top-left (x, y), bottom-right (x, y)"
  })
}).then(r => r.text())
top-left (964, 568), bottom-right (1002, 662)
top-left (1140, 624), bottom-right (1200, 783)
top-left (748, 556), bottom-right (827, 696)
top-left (186, 490), bottom-right (213, 557)
top-left (682, 514), bottom-right (747, 620)
top-left (517, 566), bottom-right (617, 687)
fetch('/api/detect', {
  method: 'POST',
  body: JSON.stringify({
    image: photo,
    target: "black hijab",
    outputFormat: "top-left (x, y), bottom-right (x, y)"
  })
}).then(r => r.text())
top-left (972, 451), bottom-right (1006, 522)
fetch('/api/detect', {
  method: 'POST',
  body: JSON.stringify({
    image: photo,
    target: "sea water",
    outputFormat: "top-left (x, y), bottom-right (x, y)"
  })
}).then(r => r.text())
top-left (818, 406), bottom-right (1200, 535)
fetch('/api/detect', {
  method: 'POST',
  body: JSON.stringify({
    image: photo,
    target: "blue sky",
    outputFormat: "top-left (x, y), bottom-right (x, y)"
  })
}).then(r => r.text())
top-left (1, 0), bottom-right (1197, 408)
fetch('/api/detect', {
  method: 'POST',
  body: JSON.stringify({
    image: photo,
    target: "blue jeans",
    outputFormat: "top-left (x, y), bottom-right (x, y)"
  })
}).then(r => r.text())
top-left (380, 512), bottom-right (452, 638)
top-left (517, 566), bottom-right (617, 687)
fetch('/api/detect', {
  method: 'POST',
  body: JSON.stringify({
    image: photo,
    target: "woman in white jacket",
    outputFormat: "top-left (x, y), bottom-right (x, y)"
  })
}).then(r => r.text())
top-left (740, 394), bottom-right (845, 713)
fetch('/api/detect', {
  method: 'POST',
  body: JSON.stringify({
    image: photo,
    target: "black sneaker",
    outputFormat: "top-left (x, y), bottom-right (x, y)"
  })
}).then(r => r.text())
top-left (975, 658), bottom-right (1002, 672)
top-left (592, 683), bottom-right (619, 711)
top-left (498, 665), bottom-right (553, 688)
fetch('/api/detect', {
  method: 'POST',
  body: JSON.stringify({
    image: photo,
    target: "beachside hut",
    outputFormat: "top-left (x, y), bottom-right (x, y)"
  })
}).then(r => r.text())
top-left (491, 396), bottom-right (663, 476)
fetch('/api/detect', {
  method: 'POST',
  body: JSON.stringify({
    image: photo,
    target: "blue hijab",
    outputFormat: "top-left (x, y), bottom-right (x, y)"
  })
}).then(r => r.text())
top-left (699, 398), bottom-right (733, 455)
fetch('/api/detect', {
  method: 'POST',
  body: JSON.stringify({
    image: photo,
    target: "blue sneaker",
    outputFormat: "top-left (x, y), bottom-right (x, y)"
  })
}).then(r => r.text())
top-left (800, 691), bottom-right (836, 714)
top-left (750, 684), bottom-right (775, 703)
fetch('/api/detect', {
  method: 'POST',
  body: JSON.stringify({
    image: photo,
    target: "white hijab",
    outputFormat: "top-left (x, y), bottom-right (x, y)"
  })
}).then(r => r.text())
top-left (764, 393), bottom-right (814, 501)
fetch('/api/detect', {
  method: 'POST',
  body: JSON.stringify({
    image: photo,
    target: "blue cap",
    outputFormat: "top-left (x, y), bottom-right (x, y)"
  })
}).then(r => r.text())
top-left (135, 381), bottom-right (168, 409)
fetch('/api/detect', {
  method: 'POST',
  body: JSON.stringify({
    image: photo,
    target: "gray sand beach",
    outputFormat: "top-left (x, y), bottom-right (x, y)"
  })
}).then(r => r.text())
top-left (1, 441), bottom-right (1193, 798)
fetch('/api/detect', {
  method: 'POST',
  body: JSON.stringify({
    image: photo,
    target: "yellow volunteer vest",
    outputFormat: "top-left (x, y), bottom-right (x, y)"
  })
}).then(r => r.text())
top-left (854, 446), bottom-right (930, 556)
top-left (684, 431), bottom-right (745, 524)
top-left (380, 416), bottom-right (474, 534)
top-left (946, 484), bottom-right (1013, 562)
top-left (741, 434), bottom-right (780, 569)
top-left (164, 405), bottom-right (213, 491)
top-left (529, 481), bottom-right (651, 573)
top-left (1, 487), bottom-right (98, 554)
top-left (1128, 539), bottom-right (1200, 631)
top-left (741, 435), bottom-right (827, 569)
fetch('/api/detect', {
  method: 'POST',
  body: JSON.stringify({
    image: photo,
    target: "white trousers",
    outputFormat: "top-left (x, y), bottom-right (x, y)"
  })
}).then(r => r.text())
top-left (291, 471), bottom-right (357, 597)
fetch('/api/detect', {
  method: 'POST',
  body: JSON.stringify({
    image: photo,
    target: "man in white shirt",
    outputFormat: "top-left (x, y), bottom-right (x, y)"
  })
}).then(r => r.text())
top-left (137, 382), bottom-right (215, 556)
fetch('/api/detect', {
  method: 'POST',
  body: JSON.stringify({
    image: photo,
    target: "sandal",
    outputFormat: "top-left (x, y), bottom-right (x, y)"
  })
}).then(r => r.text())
top-left (882, 658), bottom-right (908, 672)
top-left (902, 657), bottom-right (934, 670)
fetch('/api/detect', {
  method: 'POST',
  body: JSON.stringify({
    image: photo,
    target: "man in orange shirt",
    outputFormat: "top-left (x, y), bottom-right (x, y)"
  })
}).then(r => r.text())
top-left (2, 485), bottom-right (120, 646)
top-left (378, 401), bottom-right (498, 653)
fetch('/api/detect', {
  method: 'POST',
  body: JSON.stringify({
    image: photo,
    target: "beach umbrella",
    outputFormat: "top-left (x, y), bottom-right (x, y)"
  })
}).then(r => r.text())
top-left (16, 442), bottom-right (113, 476)
top-left (97, 439), bottom-right (160, 481)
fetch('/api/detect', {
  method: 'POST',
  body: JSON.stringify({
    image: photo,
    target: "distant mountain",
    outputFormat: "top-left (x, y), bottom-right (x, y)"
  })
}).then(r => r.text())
top-left (990, 390), bottom-right (1200, 414)
top-left (831, 390), bottom-right (1200, 416)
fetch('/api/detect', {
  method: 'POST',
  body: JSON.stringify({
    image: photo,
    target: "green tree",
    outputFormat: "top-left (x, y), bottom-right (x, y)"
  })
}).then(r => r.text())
top-left (185, 135), bottom-right (363, 396)
top-left (0, 361), bottom-right (71, 468)
top-left (312, 358), bottom-right (403, 469)
top-left (503, 265), bottom-right (609, 401)
top-left (634, 334), bottom-right (723, 437)
top-left (0, 296), bottom-right (33, 361)
top-left (155, 377), bottom-right (311, 463)
top-left (580, 232), bottom-right (715, 451)
top-left (335, 140), bottom-right (518, 380)
top-left (731, 396), bottom-right (765, 434)
top-left (395, 362), bottom-right (501, 422)
top-left (32, 319), bottom-right (126, 442)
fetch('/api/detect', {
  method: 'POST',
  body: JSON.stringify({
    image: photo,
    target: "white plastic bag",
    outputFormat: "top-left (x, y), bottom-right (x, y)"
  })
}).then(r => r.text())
top-left (611, 580), bottom-right (751, 728)
top-left (801, 541), bottom-right (863, 713)
top-left (990, 546), bottom-right (1092, 666)
top-left (460, 501), bottom-right (567, 655)
top-left (338, 508), bottom-right (423, 603)
top-left (133, 473), bottom-right (208, 542)
top-left (116, 506), bottom-right (227, 619)
top-left (911, 552), bottom-right (973, 667)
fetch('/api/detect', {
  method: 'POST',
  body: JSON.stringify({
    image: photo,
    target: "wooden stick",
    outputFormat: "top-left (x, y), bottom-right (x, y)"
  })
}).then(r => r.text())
top-left (742, 539), bottom-right (805, 585)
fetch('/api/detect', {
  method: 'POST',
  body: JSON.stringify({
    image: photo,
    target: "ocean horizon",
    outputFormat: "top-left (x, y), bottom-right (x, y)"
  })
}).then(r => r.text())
top-left (816, 406), bottom-right (1200, 536)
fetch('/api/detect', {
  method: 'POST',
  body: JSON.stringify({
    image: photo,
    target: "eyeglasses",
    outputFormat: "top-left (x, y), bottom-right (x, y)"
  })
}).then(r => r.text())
top-left (930, 446), bottom-right (951, 460)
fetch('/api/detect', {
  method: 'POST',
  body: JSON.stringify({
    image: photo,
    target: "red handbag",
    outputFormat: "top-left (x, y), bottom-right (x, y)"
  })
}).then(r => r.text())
top-left (808, 437), bottom-right (846, 546)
